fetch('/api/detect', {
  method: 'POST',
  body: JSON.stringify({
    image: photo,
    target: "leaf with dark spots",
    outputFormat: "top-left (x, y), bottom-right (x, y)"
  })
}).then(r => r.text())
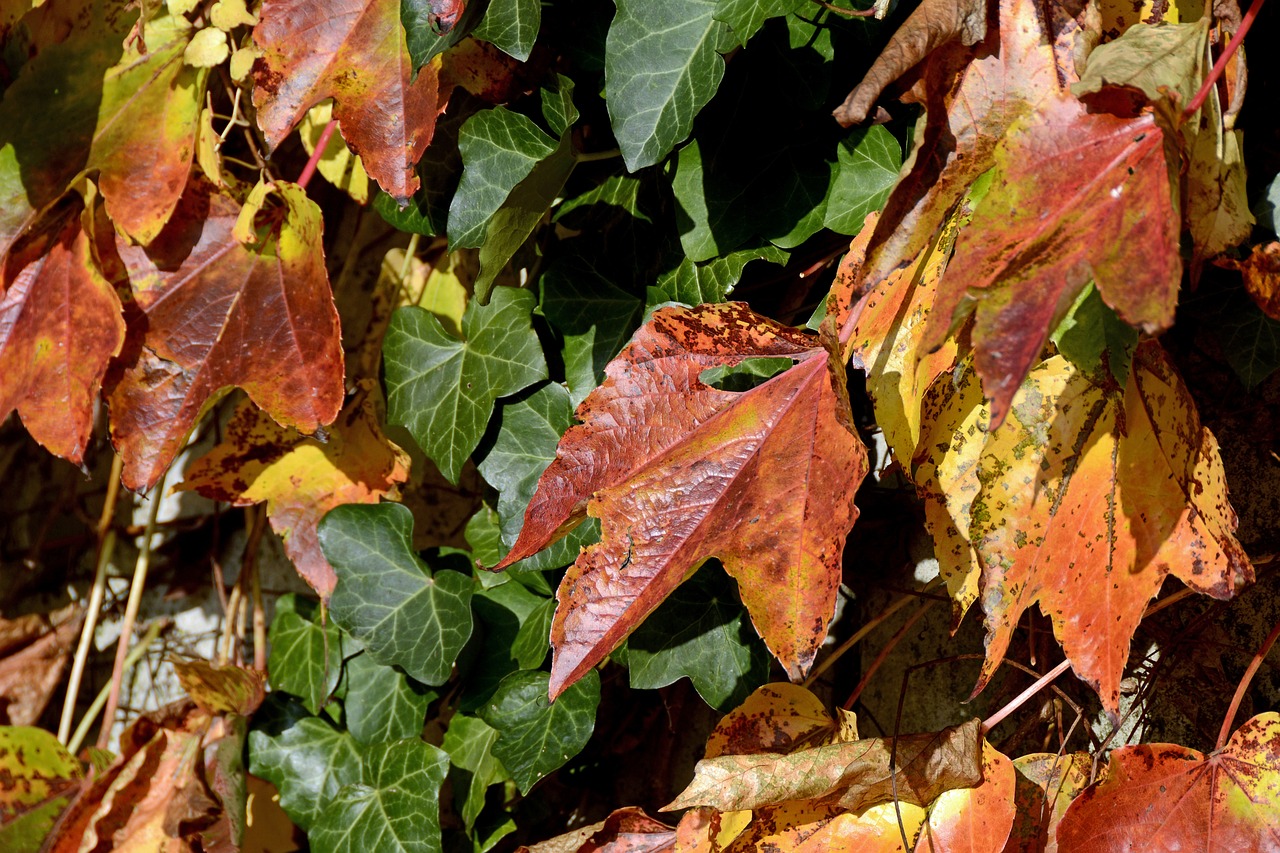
top-left (1057, 713), bottom-right (1280, 851)
top-left (493, 302), bottom-right (866, 698)
top-left (517, 807), bottom-right (677, 853)
top-left (106, 178), bottom-right (344, 492)
top-left (251, 0), bottom-right (448, 201)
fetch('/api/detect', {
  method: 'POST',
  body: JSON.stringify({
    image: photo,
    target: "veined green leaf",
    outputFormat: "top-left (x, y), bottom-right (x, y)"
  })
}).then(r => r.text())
top-left (824, 125), bottom-right (902, 235)
top-left (443, 715), bottom-right (510, 832)
top-left (480, 669), bottom-right (600, 794)
top-left (463, 580), bottom-right (551, 710)
top-left (343, 653), bottom-right (435, 745)
top-left (472, 0), bottom-right (541, 61)
top-left (656, 245), bottom-right (789, 305)
top-left (715, 0), bottom-right (806, 47)
top-left (402, 0), bottom-right (482, 70)
top-left (267, 594), bottom-right (343, 715)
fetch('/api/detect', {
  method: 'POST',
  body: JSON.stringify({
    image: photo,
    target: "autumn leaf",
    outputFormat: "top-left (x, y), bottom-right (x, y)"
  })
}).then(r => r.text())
top-left (916, 741), bottom-right (1015, 852)
top-left (178, 381), bottom-right (409, 598)
top-left (105, 178), bottom-right (344, 492)
top-left (171, 659), bottom-right (267, 718)
top-left (1056, 713), bottom-right (1280, 851)
top-left (1, 201), bottom-right (124, 465)
top-left (920, 344), bottom-right (1252, 709)
top-left (0, 605), bottom-right (83, 727)
top-left (517, 806), bottom-right (677, 853)
top-left (703, 683), bottom-right (858, 759)
top-left (1004, 752), bottom-right (1090, 852)
top-left (252, 0), bottom-right (446, 200)
top-left (493, 302), bottom-right (866, 698)
top-left (1225, 241), bottom-right (1280, 321)
top-left (0, 726), bottom-right (83, 852)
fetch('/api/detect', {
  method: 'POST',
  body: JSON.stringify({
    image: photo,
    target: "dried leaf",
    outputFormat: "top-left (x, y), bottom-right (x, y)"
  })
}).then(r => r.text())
top-left (521, 807), bottom-right (677, 853)
top-left (177, 381), bottom-right (409, 598)
top-left (0, 606), bottom-right (83, 726)
top-left (171, 659), bottom-right (266, 717)
top-left (1225, 241), bottom-right (1280, 321)
top-left (703, 683), bottom-right (856, 759)
top-left (494, 303), bottom-right (866, 698)
top-left (1057, 713), bottom-right (1280, 851)
top-left (0, 726), bottom-right (83, 852)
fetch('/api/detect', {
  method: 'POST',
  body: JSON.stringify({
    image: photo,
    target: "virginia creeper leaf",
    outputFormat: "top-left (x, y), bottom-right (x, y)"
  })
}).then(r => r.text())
top-left (320, 502), bottom-right (474, 686)
top-left (480, 669), bottom-right (600, 795)
top-left (1006, 752), bottom-right (1090, 852)
top-left (385, 286), bottom-right (547, 484)
top-left (604, 0), bottom-right (729, 171)
top-left (342, 653), bottom-right (434, 745)
top-left (248, 700), bottom-right (362, 831)
top-left (177, 381), bottom-right (410, 599)
top-left (625, 564), bottom-right (770, 712)
top-left (252, 0), bottom-right (446, 200)
top-left (495, 302), bottom-right (866, 698)
top-left (667, 718), bottom-right (983, 813)
top-left (106, 179), bottom-right (345, 492)
top-left (266, 594), bottom-right (343, 715)
top-left (171, 659), bottom-right (266, 717)
top-left (0, 203), bottom-right (124, 465)
top-left (309, 738), bottom-right (450, 853)
top-left (709, 800), bottom-right (927, 851)
top-left (372, 96), bottom-right (468, 236)
top-left (0, 726), bottom-right (82, 853)
top-left (472, 0), bottom-right (540, 61)
top-left (442, 714), bottom-right (509, 833)
top-left (1072, 19), bottom-right (1207, 111)
top-left (917, 741), bottom-right (1016, 852)
top-left (703, 683), bottom-right (857, 759)
top-left (1056, 713), bottom-right (1280, 851)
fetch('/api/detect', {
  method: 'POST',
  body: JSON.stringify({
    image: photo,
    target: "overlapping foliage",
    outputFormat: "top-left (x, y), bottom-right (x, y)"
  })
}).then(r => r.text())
top-left (1, 0), bottom-right (1278, 850)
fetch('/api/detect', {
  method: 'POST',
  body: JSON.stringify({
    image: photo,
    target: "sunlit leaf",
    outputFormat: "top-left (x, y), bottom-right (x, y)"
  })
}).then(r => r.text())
top-left (480, 669), bottom-right (600, 794)
top-left (343, 653), bottom-right (435, 745)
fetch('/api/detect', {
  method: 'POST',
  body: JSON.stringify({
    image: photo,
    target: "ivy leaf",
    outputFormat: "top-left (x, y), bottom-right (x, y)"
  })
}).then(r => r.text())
top-left (1216, 289), bottom-right (1280, 389)
top-left (472, 0), bottom-right (540, 61)
top-left (266, 594), bottom-right (343, 715)
top-left (823, 126), bottom-right (902, 235)
top-left (177, 381), bottom-right (410, 599)
top-left (626, 564), bottom-right (770, 712)
top-left (656, 245), bottom-right (789, 305)
top-left (384, 286), bottom-right (547, 484)
top-left (464, 580), bottom-right (552, 709)
top-left (1057, 714), bottom-right (1280, 850)
top-left (442, 715), bottom-right (509, 833)
top-left (343, 653), bottom-right (435, 745)
top-left (605, 0), bottom-right (729, 171)
top-left (252, 0), bottom-right (446, 201)
top-left (448, 107), bottom-right (559, 249)
top-left (480, 669), bottom-right (600, 794)
top-left (714, 0), bottom-right (804, 47)
top-left (310, 738), bottom-right (450, 853)
top-left (0, 203), bottom-right (124, 466)
top-left (106, 178), bottom-right (345, 492)
top-left (248, 699), bottom-right (362, 832)
top-left (494, 303), bottom-right (866, 698)
top-left (320, 502), bottom-right (475, 686)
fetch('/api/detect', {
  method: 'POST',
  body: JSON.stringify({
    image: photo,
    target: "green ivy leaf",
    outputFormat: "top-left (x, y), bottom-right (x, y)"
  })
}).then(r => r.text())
top-left (442, 715), bottom-right (510, 832)
top-left (672, 137), bottom-right (754, 261)
top-left (384, 287), bottom-right (547, 484)
top-left (480, 669), bottom-right (600, 794)
top-left (267, 594), bottom-right (343, 715)
top-left (449, 108), bottom-right (559, 249)
top-left (463, 580), bottom-right (551, 711)
top-left (823, 125), bottom-right (902, 235)
top-left (1217, 289), bottom-right (1280, 388)
top-left (625, 565), bottom-right (770, 711)
top-left (248, 698), bottom-right (362, 832)
top-left (1051, 284), bottom-right (1140, 384)
top-left (472, 0), bottom-right (541, 61)
top-left (605, 0), bottom-right (730, 171)
top-left (656, 245), bottom-right (789, 305)
top-left (714, 0), bottom-right (806, 47)
top-left (402, 0), bottom-right (483, 70)
top-left (343, 653), bottom-right (435, 745)
top-left (511, 597), bottom-right (554, 670)
top-left (372, 99), bottom-right (469, 236)
top-left (320, 503), bottom-right (474, 686)
top-left (554, 175), bottom-right (651, 227)
top-left (539, 260), bottom-right (644, 406)
top-left (310, 738), bottom-right (450, 853)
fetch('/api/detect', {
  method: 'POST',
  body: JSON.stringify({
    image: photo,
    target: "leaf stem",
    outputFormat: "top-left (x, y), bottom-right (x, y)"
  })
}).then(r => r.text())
top-left (246, 506), bottom-right (268, 671)
top-left (573, 148), bottom-right (622, 163)
top-left (298, 119), bottom-right (338, 190)
top-left (981, 658), bottom-right (1072, 735)
top-left (1216, 617), bottom-right (1280, 750)
top-left (841, 598), bottom-right (936, 710)
top-left (809, 0), bottom-right (878, 16)
top-left (1183, 0), bottom-right (1264, 119)
top-left (68, 620), bottom-right (165, 756)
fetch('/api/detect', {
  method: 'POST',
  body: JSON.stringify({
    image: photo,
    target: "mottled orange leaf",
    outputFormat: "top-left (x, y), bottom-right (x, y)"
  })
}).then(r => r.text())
top-left (177, 381), bottom-right (409, 598)
top-left (106, 178), bottom-right (344, 492)
top-left (917, 741), bottom-right (1015, 852)
top-left (1056, 713), bottom-right (1280, 851)
top-left (1003, 753), bottom-right (1089, 853)
top-left (1224, 241), bottom-right (1280, 321)
top-left (520, 807), bottom-right (677, 852)
top-left (252, 0), bottom-right (446, 201)
top-left (925, 95), bottom-right (1180, 426)
top-left (709, 799), bottom-right (926, 853)
top-left (493, 303), bottom-right (867, 698)
top-left (703, 683), bottom-right (858, 759)
top-left (0, 202), bottom-right (125, 465)
top-left (926, 344), bottom-right (1251, 710)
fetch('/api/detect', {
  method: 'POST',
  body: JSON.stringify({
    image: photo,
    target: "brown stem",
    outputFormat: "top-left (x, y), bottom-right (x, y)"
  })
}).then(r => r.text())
top-left (1217, 617), bottom-right (1280, 750)
top-left (842, 598), bottom-right (936, 709)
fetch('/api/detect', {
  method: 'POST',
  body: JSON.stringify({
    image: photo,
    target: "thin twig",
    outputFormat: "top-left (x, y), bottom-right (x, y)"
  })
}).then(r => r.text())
top-left (1217, 618), bottom-right (1280, 750)
top-left (298, 119), bottom-right (338, 190)
top-left (96, 468), bottom-right (168, 751)
top-left (842, 598), bottom-right (936, 710)
top-left (1183, 0), bottom-right (1264, 119)
top-left (68, 620), bottom-right (165, 756)
top-left (982, 658), bottom-right (1072, 734)
top-left (244, 507), bottom-right (268, 671)
top-left (58, 530), bottom-right (116, 744)
top-left (809, 0), bottom-right (877, 16)
top-left (804, 589), bottom-right (920, 685)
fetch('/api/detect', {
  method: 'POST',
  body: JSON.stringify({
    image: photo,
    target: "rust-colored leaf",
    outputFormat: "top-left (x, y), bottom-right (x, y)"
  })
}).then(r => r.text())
top-left (177, 381), bottom-right (409, 598)
top-left (252, 0), bottom-right (446, 201)
top-left (917, 741), bottom-right (1016, 852)
top-left (1056, 713), bottom-right (1280, 851)
top-left (703, 683), bottom-right (858, 760)
top-left (0, 201), bottom-right (125, 465)
top-left (521, 807), bottom-right (677, 853)
top-left (105, 178), bottom-right (344, 492)
top-left (0, 606), bottom-right (82, 726)
top-left (1223, 241), bottom-right (1280, 321)
top-left (925, 95), bottom-right (1180, 426)
top-left (1003, 752), bottom-right (1089, 853)
top-left (493, 303), bottom-right (867, 698)
top-left (666, 718), bottom-right (983, 814)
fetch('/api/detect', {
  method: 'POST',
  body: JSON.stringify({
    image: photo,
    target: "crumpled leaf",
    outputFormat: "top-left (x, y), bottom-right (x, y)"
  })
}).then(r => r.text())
top-left (0, 726), bottom-right (83, 853)
top-left (1, 202), bottom-right (123, 466)
top-left (833, 0), bottom-right (987, 127)
top-left (1056, 713), bottom-right (1280, 851)
top-left (1005, 752), bottom-right (1090, 853)
top-left (493, 302), bottom-right (866, 698)
top-left (178, 381), bottom-right (410, 598)
top-left (0, 606), bottom-right (83, 726)
top-left (106, 178), bottom-right (344, 492)
top-left (519, 807), bottom-right (677, 853)
top-left (1226, 241), bottom-right (1280, 321)
top-left (252, 0), bottom-right (446, 201)
top-left (666, 718), bottom-right (983, 814)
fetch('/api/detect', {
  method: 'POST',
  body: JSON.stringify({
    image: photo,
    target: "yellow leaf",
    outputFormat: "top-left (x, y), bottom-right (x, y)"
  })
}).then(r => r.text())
top-left (183, 25), bottom-right (229, 68)
top-left (300, 100), bottom-right (369, 204)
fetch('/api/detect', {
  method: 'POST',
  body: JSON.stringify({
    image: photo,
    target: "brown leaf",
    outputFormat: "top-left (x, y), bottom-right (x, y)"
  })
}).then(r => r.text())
top-left (833, 0), bottom-right (988, 127)
top-left (104, 178), bottom-right (344, 492)
top-left (521, 807), bottom-right (677, 853)
top-left (703, 683), bottom-right (857, 760)
top-left (1223, 241), bottom-right (1280, 321)
top-left (176, 381), bottom-right (409, 597)
top-left (1, 202), bottom-right (125, 465)
top-left (252, 0), bottom-right (447, 201)
top-left (1056, 713), bottom-right (1280, 851)
top-left (0, 606), bottom-right (82, 726)
top-left (666, 718), bottom-right (983, 814)
top-left (493, 303), bottom-right (866, 698)
top-left (171, 659), bottom-right (266, 718)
